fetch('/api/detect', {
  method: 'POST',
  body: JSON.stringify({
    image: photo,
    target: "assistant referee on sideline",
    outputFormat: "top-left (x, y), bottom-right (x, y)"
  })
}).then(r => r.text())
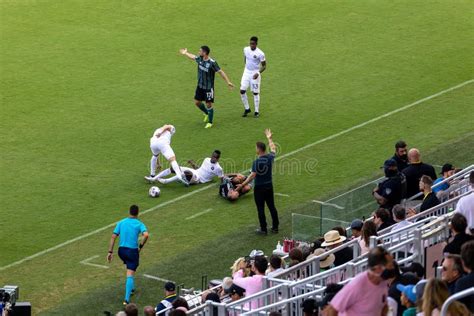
top-left (237, 129), bottom-right (280, 235)
top-left (107, 205), bottom-right (149, 305)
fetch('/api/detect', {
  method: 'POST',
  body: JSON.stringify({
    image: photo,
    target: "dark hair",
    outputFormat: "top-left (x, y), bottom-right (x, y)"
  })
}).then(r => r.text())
top-left (461, 240), bottom-right (474, 271)
top-left (395, 140), bottom-right (407, 149)
top-left (250, 36), bottom-right (258, 43)
top-left (392, 204), bottom-right (406, 220)
top-left (368, 246), bottom-right (389, 268)
top-left (169, 311), bottom-right (186, 316)
top-left (451, 213), bottom-right (468, 233)
top-left (256, 141), bottom-right (266, 152)
top-left (129, 205), bottom-right (139, 216)
top-left (269, 312), bottom-right (282, 316)
top-left (124, 303), bottom-right (139, 316)
top-left (205, 292), bottom-right (221, 303)
top-left (213, 150), bottom-right (221, 158)
top-left (361, 220), bottom-right (378, 246)
top-left (201, 45), bottom-right (210, 55)
top-left (253, 256), bottom-right (268, 274)
top-left (375, 208), bottom-right (391, 223)
top-left (172, 297), bottom-right (190, 310)
top-left (470, 171), bottom-right (474, 185)
top-left (445, 254), bottom-right (464, 275)
top-left (420, 175), bottom-right (433, 186)
top-left (269, 254), bottom-right (282, 269)
top-left (331, 226), bottom-right (347, 238)
top-left (289, 248), bottom-right (304, 263)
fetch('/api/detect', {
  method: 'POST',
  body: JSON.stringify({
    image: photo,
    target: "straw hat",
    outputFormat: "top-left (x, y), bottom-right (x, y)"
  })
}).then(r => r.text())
top-left (307, 248), bottom-right (335, 268)
top-left (321, 230), bottom-right (346, 247)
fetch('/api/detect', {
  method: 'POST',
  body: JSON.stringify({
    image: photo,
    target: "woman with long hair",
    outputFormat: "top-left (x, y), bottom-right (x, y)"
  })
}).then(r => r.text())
top-left (358, 220), bottom-right (378, 254)
top-left (422, 278), bottom-right (470, 316)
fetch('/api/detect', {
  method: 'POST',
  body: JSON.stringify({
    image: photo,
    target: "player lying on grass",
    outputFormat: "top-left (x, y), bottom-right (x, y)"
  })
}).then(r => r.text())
top-left (145, 124), bottom-right (189, 186)
top-left (219, 173), bottom-right (252, 201)
top-left (150, 150), bottom-right (224, 185)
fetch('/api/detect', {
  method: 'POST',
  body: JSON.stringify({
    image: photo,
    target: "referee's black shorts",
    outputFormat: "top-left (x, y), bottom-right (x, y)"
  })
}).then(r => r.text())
top-left (118, 247), bottom-right (140, 271)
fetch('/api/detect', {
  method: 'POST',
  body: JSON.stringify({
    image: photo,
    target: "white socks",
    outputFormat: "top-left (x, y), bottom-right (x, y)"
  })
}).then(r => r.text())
top-left (170, 160), bottom-right (184, 180)
top-left (254, 94), bottom-right (260, 113)
top-left (241, 93), bottom-right (250, 110)
top-left (150, 156), bottom-right (158, 176)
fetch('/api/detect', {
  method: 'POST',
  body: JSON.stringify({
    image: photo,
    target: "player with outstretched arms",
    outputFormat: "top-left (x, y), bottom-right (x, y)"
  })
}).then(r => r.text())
top-left (240, 36), bottom-right (266, 118)
top-left (145, 124), bottom-right (189, 186)
top-left (179, 46), bottom-right (234, 129)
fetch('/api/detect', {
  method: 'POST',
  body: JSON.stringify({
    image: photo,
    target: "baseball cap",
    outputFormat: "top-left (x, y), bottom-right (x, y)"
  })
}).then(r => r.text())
top-left (383, 159), bottom-right (398, 169)
top-left (440, 163), bottom-right (455, 174)
top-left (164, 281), bottom-right (176, 291)
top-left (396, 284), bottom-right (417, 304)
top-left (248, 249), bottom-right (264, 258)
top-left (350, 219), bottom-right (363, 231)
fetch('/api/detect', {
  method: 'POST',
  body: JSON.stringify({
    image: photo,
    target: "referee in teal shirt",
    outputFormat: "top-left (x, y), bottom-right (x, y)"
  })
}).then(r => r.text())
top-left (107, 205), bottom-right (149, 304)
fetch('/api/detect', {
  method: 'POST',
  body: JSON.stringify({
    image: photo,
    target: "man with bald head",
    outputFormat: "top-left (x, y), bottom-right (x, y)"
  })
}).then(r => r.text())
top-left (402, 148), bottom-right (436, 199)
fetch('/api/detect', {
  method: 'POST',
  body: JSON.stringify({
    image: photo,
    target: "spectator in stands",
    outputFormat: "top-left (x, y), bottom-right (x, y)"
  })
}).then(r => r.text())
top-left (267, 254), bottom-right (285, 277)
top-left (301, 298), bottom-right (318, 316)
top-left (233, 255), bottom-right (268, 308)
top-left (417, 175), bottom-right (440, 212)
top-left (373, 208), bottom-right (394, 232)
top-left (321, 230), bottom-right (353, 266)
top-left (171, 297), bottom-right (189, 313)
top-left (307, 248), bottom-right (335, 271)
top-left (422, 278), bottom-right (470, 316)
top-left (124, 303), bottom-right (138, 316)
top-left (455, 240), bottom-right (474, 313)
top-left (400, 262), bottom-right (425, 279)
top-left (226, 283), bottom-right (245, 302)
top-left (433, 163), bottom-right (455, 195)
top-left (396, 284), bottom-right (417, 316)
top-left (324, 246), bottom-right (394, 316)
top-left (391, 205), bottom-right (411, 232)
top-left (331, 226), bottom-right (347, 238)
top-left (373, 159), bottom-right (405, 210)
top-left (391, 140), bottom-right (409, 172)
top-left (444, 213), bottom-right (474, 255)
top-left (269, 312), bottom-right (282, 316)
top-left (402, 148), bottom-right (437, 199)
top-left (441, 254), bottom-right (464, 294)
top-left (350, 219), bottom-right (363, 239)
top-left (289, 248), bottom-right (304, 267)
top-left (169, 310), bottom-right (186, 316)
top-left (143, 306), bottom-right (154, 316)
top-left (388, 261), bottom-right (419, 316)
top-left (358, 220), bottom-right (378, 255)
top-left (156, 282), bottom-right (177, 314)
top-left (319, 284), bottom-right (344, 311)
top-left (455, 171), bottom-right (474, 234)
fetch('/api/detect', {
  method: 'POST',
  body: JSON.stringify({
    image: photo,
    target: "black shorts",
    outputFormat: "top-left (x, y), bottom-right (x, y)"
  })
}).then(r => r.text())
top-left (194, 87), bottom-right (214, 103)
top-left (118, 247), bottom-right (140, 271)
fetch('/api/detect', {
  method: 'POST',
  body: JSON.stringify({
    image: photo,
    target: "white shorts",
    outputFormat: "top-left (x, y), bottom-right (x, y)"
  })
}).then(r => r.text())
top-left (240, 70), bottom-right (261, 93)
top-left (150, 140), bottom-right (175, 160)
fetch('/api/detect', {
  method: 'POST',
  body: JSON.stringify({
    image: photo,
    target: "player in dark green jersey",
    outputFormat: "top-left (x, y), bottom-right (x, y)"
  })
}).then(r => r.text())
top-left (180, 45), bottom-right (234, 128)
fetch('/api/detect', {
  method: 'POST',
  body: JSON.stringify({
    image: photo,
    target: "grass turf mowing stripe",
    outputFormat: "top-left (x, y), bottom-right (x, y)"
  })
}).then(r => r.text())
top-left (1, 78), bottom-right (472, 272)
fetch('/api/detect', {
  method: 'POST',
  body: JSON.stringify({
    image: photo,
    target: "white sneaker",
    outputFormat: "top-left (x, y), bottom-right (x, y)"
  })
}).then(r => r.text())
top-left (144, 175), bottom-right (155, 182)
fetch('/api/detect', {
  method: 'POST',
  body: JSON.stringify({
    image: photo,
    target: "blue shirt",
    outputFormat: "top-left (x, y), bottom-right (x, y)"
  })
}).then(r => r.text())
top-left (433, 177), bottom-right (449, 193)
top-left (113, 217), bottom-right (147, 249)
top-left (252, 152), bottom-right (275, 188)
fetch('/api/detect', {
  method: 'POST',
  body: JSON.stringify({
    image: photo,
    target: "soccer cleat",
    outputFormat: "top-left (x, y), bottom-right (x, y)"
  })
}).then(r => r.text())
top-left (242, 109), bottom-right (251, 117)
top-left (205, 123), bottom-right (213, 129)
top-left (254, 112), bottom-right (259, 118)
top-left (180, 175), bottom-right (190, 187)
top-left (144, 175), bottom-right (155, 182)
top-left (203, 114), bottom-right (209, 123)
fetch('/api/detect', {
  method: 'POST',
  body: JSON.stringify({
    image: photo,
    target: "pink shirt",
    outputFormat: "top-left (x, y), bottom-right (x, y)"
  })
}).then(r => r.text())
top-left (331, 271), bottom-right (388, 316)
top-left (232, 270), bottom-right (264, 309)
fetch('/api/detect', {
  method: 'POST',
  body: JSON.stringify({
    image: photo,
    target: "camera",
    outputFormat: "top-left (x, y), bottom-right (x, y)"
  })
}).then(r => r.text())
top-left (0, 285), bottom-right (19, 314)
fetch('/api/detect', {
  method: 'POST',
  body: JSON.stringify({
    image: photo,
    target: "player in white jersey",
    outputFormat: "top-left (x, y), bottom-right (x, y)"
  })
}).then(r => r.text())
top-left (145, 124), bottom-right (189, 186)
top-left (151, 150), bottom-right (224, 185)
top-left (240, 36), bottom-right (266, 118)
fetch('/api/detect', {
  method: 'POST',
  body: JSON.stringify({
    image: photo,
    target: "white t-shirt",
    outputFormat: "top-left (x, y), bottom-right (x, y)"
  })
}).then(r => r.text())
top-left (244, 46), bottom-right (265, 72)
top-left (151, 125), bottom-right (175, 144)
top-left (196, 158), bottom-right (223, 183)
top-left (455, 189), bottom-right (474, 229)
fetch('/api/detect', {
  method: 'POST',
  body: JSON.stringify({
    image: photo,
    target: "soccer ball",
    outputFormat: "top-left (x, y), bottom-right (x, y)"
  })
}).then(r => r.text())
top-left (148, 186), bottom-right (161, 198)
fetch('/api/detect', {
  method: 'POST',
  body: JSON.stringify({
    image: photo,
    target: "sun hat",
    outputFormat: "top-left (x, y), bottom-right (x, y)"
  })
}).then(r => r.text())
top-left (307, 248), bottom-right (335, 268)
top-left (321, 230), bottom-right (346, 247)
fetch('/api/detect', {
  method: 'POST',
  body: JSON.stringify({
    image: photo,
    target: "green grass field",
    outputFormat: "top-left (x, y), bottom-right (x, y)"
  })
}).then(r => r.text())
top-left (1, 0), bottom-right (473, 314)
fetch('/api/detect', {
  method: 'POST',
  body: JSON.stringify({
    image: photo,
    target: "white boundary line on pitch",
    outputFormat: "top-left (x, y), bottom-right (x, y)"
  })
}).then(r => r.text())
top-left (275, 193), bottom-right (290, 197)
top-left (80, 255), bottom-right (109, 269)
top-left (185, 208), bottom-right (213, 220)
top-left (1, 79), bottom-right (472, 272)
top-left (312, 200), bottom-right (345, 210)
top-left (143, 274), bottom-right (172, 283)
